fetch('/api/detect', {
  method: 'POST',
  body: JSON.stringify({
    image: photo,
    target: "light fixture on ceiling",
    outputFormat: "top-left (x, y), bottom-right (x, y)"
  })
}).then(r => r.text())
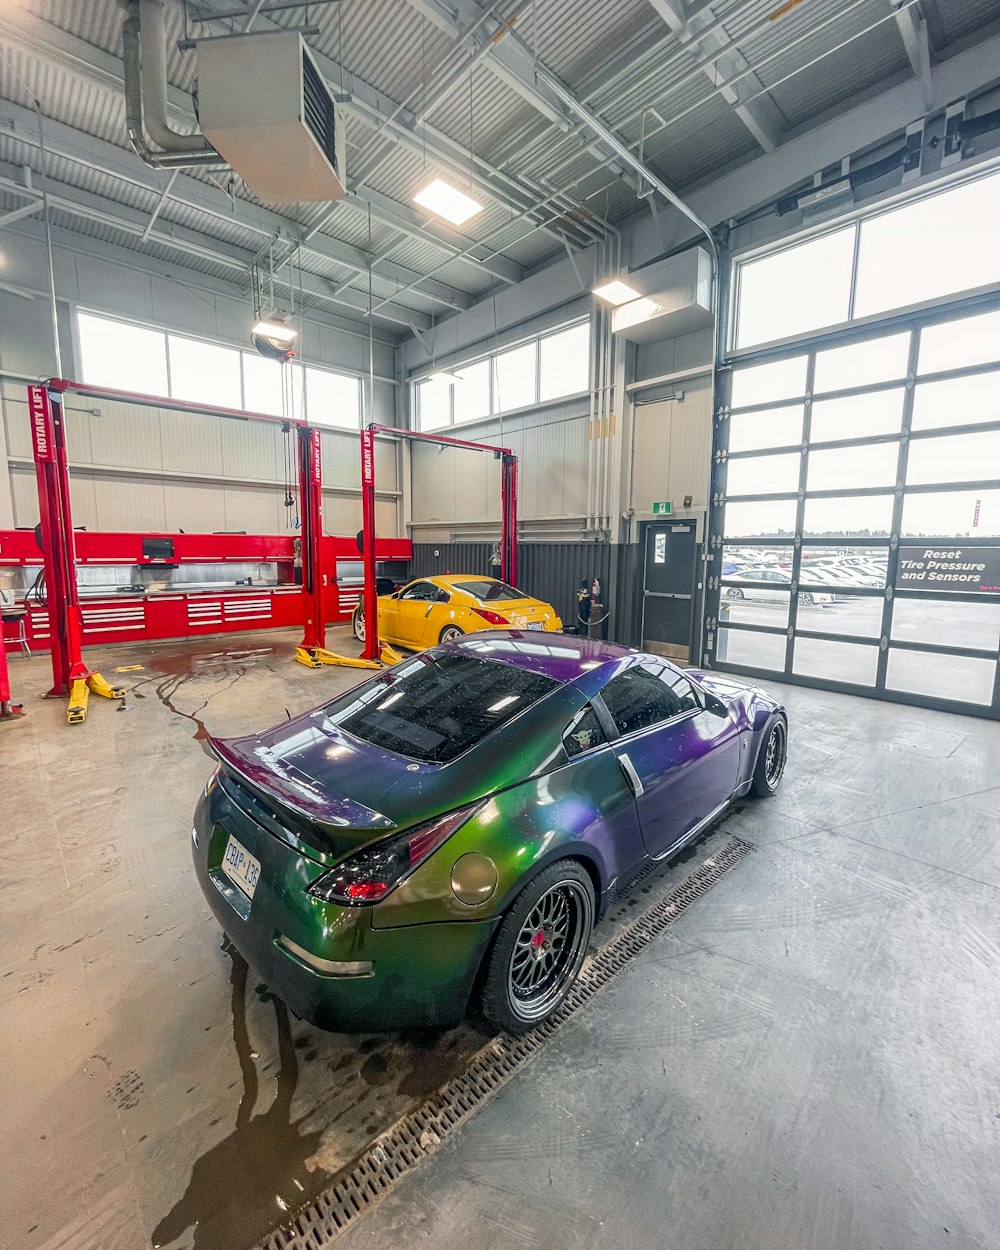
top-left (251, 314), bottom-right (298, 361)
top-left (413, 178), bottom-right (484, 226)
top-left (252, 315), bottom-right (298, 343)
top-left (592, 278), bottom-right (642, 306)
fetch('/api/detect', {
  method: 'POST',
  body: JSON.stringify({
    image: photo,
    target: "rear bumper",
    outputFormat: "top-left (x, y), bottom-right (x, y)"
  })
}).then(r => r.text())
top-left (191, 794), bottom-right (498, 1031)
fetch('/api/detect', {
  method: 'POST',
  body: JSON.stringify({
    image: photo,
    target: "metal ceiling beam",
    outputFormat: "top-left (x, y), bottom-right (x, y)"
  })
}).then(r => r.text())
top-left (0, 199), bottom-right (44, 229)
top-left (0, 158), bottom-right (434, 330)
top-left (189, 0), bottom-right (580, 262)
top-left (403, 0), bottom-right (576, 133)
top-left (891, 0), bottom-right (933, 111)
top-left (646, 0), bottom-right (785, 153)
top-left (0, 97), bottom-right (473, 315)
top-left (0, 7), bottom-right (517, 292)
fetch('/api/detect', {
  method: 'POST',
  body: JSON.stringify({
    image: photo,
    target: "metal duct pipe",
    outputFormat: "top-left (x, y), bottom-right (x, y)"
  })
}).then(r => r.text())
top-left (123, 9), bottom-right (226, 168)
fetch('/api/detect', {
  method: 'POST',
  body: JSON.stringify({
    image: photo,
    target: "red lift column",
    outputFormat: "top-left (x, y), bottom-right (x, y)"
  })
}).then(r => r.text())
top-left (0, 627), bottom-right (25, 721)
top-left (28, 384), bottom-right (123, 722)
top-left (500, 452), bottom-right (518, 586)
top-left (359, 426), bottom-right (379, 663)
top-left (294, 424), bottom-right (327, 665)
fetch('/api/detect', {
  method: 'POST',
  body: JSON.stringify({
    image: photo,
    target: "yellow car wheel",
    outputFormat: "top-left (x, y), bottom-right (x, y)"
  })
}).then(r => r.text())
top-left (352, 606), bottom-right (365, 642)
top-left (439, 624), bottom-right (463, 644)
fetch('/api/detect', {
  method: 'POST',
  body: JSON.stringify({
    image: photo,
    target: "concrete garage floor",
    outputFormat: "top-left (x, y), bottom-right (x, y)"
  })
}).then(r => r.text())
top-left (2, 629), bottom-right (999, 1250)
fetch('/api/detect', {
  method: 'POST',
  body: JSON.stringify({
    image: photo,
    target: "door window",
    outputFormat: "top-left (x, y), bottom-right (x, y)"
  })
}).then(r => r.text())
top-left (601, 665), bottom-right (697, 737)
top-left (400, 581), bottom-right (442, 602)
top-left (562, 706), bottom-right (607, 759)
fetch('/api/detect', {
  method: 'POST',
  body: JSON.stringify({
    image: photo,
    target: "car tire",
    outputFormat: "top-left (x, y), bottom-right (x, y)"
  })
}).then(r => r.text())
top-left (480, 860), bottom-right (594, 1034)
top-left (439, 624), bottom-right (463, 643)
top-left (352, 606), bottom-right (365, 642)
top-left (726, 588), bottom-right (744, 599)
top-left (798, 591), bottom-right (814, 605)
top-left (750, 717), bottom-right (787, 798)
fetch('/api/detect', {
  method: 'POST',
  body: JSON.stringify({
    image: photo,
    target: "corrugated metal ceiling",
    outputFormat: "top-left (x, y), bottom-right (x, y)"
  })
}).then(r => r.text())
top-left (1, 0), bottom-right (997, 337)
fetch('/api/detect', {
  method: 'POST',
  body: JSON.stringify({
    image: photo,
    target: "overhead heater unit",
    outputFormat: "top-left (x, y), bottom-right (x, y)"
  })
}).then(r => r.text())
top-left (196, 31), bottom-right (346, 203)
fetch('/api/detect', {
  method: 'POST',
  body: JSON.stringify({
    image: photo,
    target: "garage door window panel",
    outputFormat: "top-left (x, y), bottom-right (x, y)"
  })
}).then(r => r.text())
top-left (723, 499), bottom-right (797, 540)
top-left (715, 627), bottom-right (786, 672)
top-left (885, 649), bottom-right (995, 705)
top-left (802, 494), bottom-right (894, 539)
top-left (726, 451), bottom-right (802, 497)
top-left (810, 389), bottom-right (905, 443)
top-left (807, 442), bottom-right (899, 492)
top-left (792, 637), bottom-right (879, 687)
top-left (910, 372), bottom-right (1000, 432)
top-left (730, 355), bottom-right (808, 408)
top-left (727, 405), bottom-right (804, 453)
top-left (919, 308), bottom-right (1000, 374)
top-left (891, 599), bottom-right (1000, 651)
top-left (722, 584), bottom-right (792, 628)
top-left (813, 332), bottom-right (910, 393)
top-left (906, 430), bottom-right (1000, 486)
top-left (901, 489), bottom-right (1000, 538)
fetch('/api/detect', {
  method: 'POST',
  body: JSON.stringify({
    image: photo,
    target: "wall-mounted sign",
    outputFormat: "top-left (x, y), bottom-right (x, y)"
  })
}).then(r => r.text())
top-left (895, 546), bottom-right (1000, 593)
top-left (652, 501), bottom-right (672, 516)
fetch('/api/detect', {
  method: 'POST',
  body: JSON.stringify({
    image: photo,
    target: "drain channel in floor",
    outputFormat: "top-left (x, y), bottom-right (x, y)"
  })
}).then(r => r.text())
top-left (257, 836), bottom-right (755, 1250)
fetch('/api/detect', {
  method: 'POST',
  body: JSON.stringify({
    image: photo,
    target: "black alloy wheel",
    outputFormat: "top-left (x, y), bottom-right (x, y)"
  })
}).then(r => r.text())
top-left (751, 718), bottom-right (787, 797)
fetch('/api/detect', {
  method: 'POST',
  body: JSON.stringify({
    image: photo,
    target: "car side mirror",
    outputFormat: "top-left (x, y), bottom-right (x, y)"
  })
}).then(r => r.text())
top-left (701, 688), bottom-right (729, 717)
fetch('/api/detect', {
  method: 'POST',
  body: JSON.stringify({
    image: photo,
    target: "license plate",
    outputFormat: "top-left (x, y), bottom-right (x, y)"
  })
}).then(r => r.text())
top-left (527, 621), bottom-right (544, 631)
top-left (221, 834), bottom-right (261, 900)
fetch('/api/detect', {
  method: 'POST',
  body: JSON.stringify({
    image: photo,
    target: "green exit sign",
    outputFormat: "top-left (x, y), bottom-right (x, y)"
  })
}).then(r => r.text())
top-left (652, 501), bottom-right (672, 515)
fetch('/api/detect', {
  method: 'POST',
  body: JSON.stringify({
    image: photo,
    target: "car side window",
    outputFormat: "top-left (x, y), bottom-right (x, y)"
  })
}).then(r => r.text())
top-left (661, 669), bottom-right (700, 714)
top-left (434, 587), bottom-right (451, 603)
top-left (401, 582), bottom-right (435, 601)
top-left (562, 705), bottom-right (606, 759)
top-left (601, 664), bottom-right (700, 736)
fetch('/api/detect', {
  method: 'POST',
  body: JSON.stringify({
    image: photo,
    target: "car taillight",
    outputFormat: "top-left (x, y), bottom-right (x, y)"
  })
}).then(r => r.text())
top-left (306, 802), bottom-right (483, 906)
top-left (472, 608), bottom-right (510, 625)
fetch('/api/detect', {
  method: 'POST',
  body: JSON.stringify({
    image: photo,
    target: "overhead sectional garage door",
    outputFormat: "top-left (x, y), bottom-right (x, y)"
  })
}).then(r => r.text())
top-left (706, 170), bottom-right (1000, 719)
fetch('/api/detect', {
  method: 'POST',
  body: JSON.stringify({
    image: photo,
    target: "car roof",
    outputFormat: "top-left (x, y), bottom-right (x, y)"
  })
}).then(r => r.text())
top-left (421, 574), bottom-right (500, 589)
top-left (449, 629), bottom-right (634, 683)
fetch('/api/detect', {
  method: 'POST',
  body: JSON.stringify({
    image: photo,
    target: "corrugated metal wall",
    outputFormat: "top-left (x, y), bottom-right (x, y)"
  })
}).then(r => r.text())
top-left (411, 541), bottom-right (613, 637)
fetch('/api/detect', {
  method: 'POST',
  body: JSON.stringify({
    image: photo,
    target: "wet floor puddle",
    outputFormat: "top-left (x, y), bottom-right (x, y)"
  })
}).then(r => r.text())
top-left (151, 939), bottom-right (489, 1250)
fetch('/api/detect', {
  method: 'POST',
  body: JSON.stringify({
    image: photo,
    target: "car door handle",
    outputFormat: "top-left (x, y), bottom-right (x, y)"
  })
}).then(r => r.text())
top-left (618, 752), bottom-right (644, 797)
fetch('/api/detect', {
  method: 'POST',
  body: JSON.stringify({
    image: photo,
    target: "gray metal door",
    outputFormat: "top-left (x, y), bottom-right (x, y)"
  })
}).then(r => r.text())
top-left (642, 523), bottom-right (697, 659)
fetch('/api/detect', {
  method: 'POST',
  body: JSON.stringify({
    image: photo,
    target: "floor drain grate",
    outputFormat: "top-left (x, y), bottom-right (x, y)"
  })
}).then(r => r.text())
top-left (257, 836), bottom-right (754, 1250)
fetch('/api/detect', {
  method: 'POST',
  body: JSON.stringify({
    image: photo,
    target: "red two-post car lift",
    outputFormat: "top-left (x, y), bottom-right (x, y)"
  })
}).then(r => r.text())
top-left (357, 424), bottom-right (518, 664)
top-left (27, 378), bottom-right (395, 722)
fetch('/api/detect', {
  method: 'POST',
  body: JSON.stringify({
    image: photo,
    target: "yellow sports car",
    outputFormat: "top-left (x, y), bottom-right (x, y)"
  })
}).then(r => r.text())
top-left (352, 575), bottom-right (562, 650)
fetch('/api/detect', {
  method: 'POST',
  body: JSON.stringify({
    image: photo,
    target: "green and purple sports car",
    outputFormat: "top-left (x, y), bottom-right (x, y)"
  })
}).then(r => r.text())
top-left (192, 633), bottom-right (786, 1033)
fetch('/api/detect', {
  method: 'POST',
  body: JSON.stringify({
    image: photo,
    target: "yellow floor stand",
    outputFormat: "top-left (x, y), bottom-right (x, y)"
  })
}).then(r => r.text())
top-left (294, 642), bottom-right (403, 671)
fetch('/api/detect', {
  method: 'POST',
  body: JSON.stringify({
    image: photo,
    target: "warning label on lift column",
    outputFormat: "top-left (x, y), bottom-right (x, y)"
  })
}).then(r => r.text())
top-left (895, 546), bottom-right (1000, 593)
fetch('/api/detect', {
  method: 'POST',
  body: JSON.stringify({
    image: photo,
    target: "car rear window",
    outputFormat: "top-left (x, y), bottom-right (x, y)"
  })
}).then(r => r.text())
top-left (453, 579), bottom-right (529, 601)
top-left (324, 652), bottom-right (557, 763)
